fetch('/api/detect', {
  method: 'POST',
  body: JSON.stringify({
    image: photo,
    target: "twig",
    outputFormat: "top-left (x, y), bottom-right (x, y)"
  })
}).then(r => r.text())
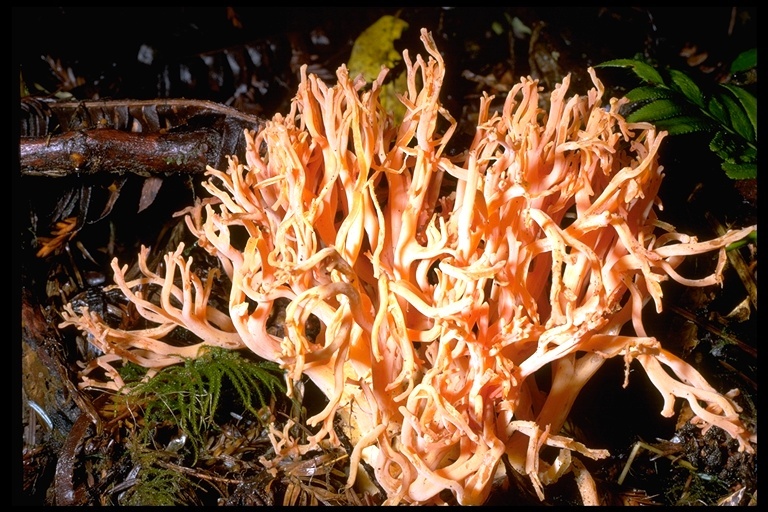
top-left (617, 441), bottom-right (696, 486)
top-left (705, 212), bottom-right (757, 310)
top-left (668, 304), bottom-right (757, 359)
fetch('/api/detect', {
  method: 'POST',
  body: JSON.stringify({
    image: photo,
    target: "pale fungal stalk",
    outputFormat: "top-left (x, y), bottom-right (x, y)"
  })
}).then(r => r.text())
top-left (60, 28), bottom-right (756, 504)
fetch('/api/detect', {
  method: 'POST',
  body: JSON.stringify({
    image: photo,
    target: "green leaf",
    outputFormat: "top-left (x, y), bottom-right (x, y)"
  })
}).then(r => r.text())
top-left (722, 162), bottom-right (757, 180)
top-left (595, 59), bottom-right (665, 85)
top-left (710, 131), bottom-right (752, 162)
top-left (652, 115), bottom-right (715, 136)
top-left (721, 84), bottom-right (757, 140)
top-left (668, 69), bottom-right (705, 107)
top-left (730, 48), bottom-right (757, 74)
top-left (727, 229), bottom-right (757, 250)
top-left (597, 58), bottom-right (757, 181)
top-left (625, 98), bottom-right (690, 123)
top-left (625, 85), bottom-right (677, 102)
top-left (706, 94), bottom-right (730, 126)
top-left (716, 89), bottom-right (756, 143)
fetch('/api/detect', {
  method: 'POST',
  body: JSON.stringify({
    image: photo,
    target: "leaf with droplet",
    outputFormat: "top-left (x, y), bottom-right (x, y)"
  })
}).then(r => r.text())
top-left (730, 48), bottom-right (757, 74)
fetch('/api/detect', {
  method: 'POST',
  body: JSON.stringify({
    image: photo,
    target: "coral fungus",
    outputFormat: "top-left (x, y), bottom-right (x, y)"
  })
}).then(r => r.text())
top-left (60, 29), bottom-right (756, 504)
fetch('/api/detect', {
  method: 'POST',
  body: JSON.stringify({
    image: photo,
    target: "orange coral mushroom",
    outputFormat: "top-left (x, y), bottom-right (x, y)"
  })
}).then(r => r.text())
top-left (60, 28), bottom-right (756, 505)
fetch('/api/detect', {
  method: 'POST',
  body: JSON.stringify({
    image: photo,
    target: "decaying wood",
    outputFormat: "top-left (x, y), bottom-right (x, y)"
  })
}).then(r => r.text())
top-left (21, 128), bottom-right (224, 177)
top-left (20, 98), bottom-right (264, 178)
top-left (21, 287), bottom-right (101, 433)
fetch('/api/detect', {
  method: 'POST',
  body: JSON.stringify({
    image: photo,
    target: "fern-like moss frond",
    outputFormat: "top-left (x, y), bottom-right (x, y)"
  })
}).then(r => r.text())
top-left (116, 347), bottom-right (285, 458)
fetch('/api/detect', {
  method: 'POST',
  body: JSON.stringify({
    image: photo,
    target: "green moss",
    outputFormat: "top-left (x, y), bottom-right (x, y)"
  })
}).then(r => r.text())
top-left (116, 347), bottom-right (285, 460)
